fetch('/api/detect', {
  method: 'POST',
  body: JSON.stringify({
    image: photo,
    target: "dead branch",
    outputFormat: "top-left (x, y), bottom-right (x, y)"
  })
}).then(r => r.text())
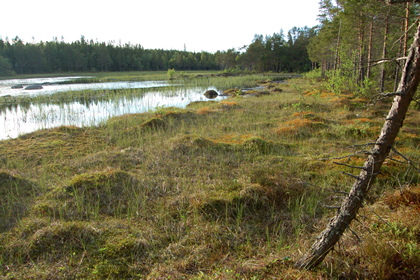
top-left (370, 92), bottom-right (404, 105)
top-left (322, 205), bottom-right (341, 210)
top-left (379, 92), bottom-right (404, 97)
top-left (348, 227), bottom-right (362, 242)
top-left (371, 57), bottom-right (407, 66)
top-left (340, 171), bottom-right (361, 180)
top-left (387, 0), bottom-right (420, 4)
top-left (390, 146), bottom-right (420, 172)
top-left (333, 161), bottom-right (365, 169)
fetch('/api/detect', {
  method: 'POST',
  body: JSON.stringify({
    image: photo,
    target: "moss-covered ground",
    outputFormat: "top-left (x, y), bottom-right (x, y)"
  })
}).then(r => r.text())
top-left (0, 73), bottom-right (419, 279)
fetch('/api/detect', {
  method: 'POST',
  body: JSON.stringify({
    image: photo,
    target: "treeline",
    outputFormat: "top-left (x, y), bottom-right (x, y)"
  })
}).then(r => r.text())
top-left (0, 27), bottom-right (315, 76)
top-left (308, 0), bottom-right (420, 95)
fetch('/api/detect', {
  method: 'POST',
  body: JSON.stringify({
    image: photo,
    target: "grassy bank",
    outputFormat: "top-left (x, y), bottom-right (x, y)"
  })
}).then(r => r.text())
top-left (0, 74), bottom-right (419, 279)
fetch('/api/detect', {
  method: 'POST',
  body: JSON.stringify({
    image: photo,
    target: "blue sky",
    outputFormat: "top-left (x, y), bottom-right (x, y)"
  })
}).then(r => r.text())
top-left (2, 0), bottom-right (320, 52)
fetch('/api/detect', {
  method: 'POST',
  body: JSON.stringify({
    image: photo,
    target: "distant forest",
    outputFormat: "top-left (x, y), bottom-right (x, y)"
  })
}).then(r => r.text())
top-left (0, 26), bottom-right (315, 76)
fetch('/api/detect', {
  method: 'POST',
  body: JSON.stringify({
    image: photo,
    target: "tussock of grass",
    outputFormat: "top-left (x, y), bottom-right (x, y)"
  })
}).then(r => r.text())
top-left (140, 117), bottom-right (168, 130)
top-left (0, 171), bottom-right (40, 232)
top-left (0, 74), bottom-right (419, 279)
top-left (275, 117), bottom-right (328, 137)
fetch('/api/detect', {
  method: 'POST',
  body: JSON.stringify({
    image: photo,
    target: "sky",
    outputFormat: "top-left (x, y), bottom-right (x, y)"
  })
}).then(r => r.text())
top-left (2, 0), bottom-right (320, 53)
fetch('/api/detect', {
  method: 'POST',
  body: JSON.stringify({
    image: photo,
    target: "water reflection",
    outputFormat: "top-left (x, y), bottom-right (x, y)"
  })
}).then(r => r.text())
top-left (0, 87), bottom-right (226, 140)
top-left (0, 77), bottom-right (169, 97)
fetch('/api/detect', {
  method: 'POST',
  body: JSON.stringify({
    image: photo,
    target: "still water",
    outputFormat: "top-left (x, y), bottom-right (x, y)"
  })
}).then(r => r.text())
top-left (0, 77), bottom-right (168, 97)
top-left (0, 77), bottom-right (226, 140)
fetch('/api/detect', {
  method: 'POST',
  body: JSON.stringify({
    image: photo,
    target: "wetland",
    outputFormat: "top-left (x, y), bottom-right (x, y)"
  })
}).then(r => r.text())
top-left (0, 73), bottom-right (232, 139)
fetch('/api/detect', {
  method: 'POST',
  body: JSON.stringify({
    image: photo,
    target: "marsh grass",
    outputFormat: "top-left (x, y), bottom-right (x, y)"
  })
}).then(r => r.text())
top-left (0, 73), bottom-right (419, 279)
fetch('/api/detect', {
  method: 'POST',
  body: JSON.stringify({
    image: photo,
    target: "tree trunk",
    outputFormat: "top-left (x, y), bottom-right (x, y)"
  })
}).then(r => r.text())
top-left (334, 19), bottom-right (342, 71)
top-left (403, 3), bottom-right (410, 55)
top-left (380, 8), bottom-right (390, 93)
top-left (295, 21), bottom-right (420, 270)
top-left (357, 20), bottom-right (366, 85)
top-left (395, 3), bottom-right (411, 91)
top-left (366, 20), bottom-right (374, 80)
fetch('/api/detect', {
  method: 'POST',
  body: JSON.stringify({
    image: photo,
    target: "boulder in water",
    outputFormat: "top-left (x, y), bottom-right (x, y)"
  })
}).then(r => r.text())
top-left (204, 90), bottom-right (218, 99)
top-left (25, 84), bottom-right (43, 90)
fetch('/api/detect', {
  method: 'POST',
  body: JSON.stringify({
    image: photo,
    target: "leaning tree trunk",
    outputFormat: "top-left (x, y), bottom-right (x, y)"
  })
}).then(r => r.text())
top-left (295, 21), bottom-right (420, 270)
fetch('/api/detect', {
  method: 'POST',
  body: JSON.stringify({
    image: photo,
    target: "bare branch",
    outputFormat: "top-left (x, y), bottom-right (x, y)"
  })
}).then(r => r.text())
top-left (370, 92), bottom-right (405, 105)
top-left (340, 171), bottom-right (360, 180)
top-left (348, 227), bottom-right (362, 242)
top-left (333, 161), bottom-right (365, 169)
top-left (388, 157), bottom-right (406, 164)
top-left (390, 146), bottom-right (420, 172)
top-left (351, 143), bottom-right (377, 149)
top-left (379, 92), bottom-right (404, 97)
top-left (371, 57), bottom-right (407, 66)
top-left (322, 205), bottom-right (341, 210)
top-left (387, 0), bottom-right (420, 3)
top-left (371, 209), bottom-right (393, 228)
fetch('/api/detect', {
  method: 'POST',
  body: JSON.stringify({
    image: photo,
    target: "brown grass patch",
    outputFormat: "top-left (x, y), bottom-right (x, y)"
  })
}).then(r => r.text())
top-left (275, 118), bottom-right (326, 135)
top-left (330, 96), bottom-right (351, 107)
top-left (343, 118), bottom-right (373, 125)
top-left (383, 186), bottom-right (420, 210)
top-left (304, 90), bottom-right (319, 96)
top-left (196, 107), bottom-right (214, 115)
top-left (351, 97), bottom-right (368, 103)
top-left (292, 111), bottom-right (315, 117)
top-left (219, 101), bottom-right (238, 106)
top-left (320, 91), bottom-right (337, 98)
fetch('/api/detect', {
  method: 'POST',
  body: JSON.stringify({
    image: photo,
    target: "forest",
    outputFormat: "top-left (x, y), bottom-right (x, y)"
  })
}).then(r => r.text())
top-left (0, 26), bottom-right (314, 75)
top-left (309, 0), bottom-right (420, 96)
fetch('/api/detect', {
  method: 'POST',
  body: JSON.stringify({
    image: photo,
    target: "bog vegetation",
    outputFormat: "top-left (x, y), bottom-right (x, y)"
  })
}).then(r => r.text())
top-left (0, 71), bottom-right (419, 279)
top-left (1, 0), bottom-right (420, 279)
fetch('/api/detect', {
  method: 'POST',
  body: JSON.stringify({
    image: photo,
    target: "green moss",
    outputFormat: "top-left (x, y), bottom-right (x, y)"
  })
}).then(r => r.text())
top-left (101, 234), bottom-right (149, 261)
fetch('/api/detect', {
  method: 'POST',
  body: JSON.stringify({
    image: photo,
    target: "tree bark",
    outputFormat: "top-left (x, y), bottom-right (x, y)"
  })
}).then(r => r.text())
top-left (366, 20), bottom-right (374, 80)
top-left (395, 3), bottom-right (411, 91)
top-left (357, 19), bottom-right (366, 85)
top-left (381, 7), bottom-right (391, 92)
top-left (295, 21), bottom-right (420, 270)
top-left (334, 19), bottom-right (341, 71)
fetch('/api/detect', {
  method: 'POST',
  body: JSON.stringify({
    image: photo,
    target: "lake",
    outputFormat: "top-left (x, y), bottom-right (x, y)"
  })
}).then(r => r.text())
top-left (0, 77), bottom-right (227, 140)
top-left (0, 77), bottom-right (168, 97)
